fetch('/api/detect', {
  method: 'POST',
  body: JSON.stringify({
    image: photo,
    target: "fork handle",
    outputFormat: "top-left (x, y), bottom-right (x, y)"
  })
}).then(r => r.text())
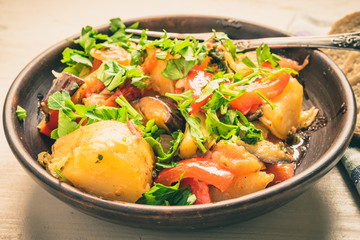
top-left (233, 32), bottom-right (360, 51)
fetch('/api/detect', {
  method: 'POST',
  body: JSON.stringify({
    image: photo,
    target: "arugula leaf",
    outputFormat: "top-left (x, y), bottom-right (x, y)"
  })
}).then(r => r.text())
top-left (74, 26), bottom-right (108, 54)
top-left (145, 130), bottom-right (184, 164)
top-left (52, 109), bottom-right (80, 139)
top-left (142, 119), bottom-right (166, 139)
top-left (256, 43), bottom-right (281, 68)
top-left (47, 91), bottom-right (71, 110)
top-left (97, 60), bottom-right (149, 91)
top-left (115, 95), bottom-right (142, 120)
top-left (46, 89), bottom-right (145, 139)
top-left (205, 110), bottom-right (239, 140)
top-left (16, 105), bottom-right (27, 121)
top-left (146, 36), bottom-right (206, 80)
top-left (202, 90), bottom-right (229, 112)
top-left (212, 31), bottom-right (238, 61)
top-left (109, 18), bottom-right (126, 32)
top-left (237, 112), bottom-right (264, 144)
top-left (61, 48), bottom-right (92, 68)
top-left (162, 57), bottom-right (196, 80)
top-left (166, 91), bottom-right (208, 152)
top-left (195, 79), bottom-right (221, 103)
top-left (155, 161), bottom-right (182, 169)
top-left (96, 60), bottom-right (125, 91)
top-left (241, 56), bottom-right (256, 68)
top-left (256, 91), bottom-right (277, 110)
top-left (136, 173), bottom-right (196, 206)
top-left (71, 83), bottom-right (79, 91)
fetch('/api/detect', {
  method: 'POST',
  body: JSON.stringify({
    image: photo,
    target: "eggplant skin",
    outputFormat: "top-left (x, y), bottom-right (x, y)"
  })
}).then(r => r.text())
top-left (131, 96), bottom-right (185, 133)
top-left (41, 73), bottom-right (85, 114)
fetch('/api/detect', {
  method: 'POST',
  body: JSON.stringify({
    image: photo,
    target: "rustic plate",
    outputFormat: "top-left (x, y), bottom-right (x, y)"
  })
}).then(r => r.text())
top-left (3, 15), bottom-right (356, 230)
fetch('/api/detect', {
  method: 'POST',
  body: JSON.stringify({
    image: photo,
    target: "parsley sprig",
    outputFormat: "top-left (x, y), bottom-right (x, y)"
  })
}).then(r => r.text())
top-left (163, 44), bottom-right (299, 146)
top-left (136, 173), bottom-right (196, 206)
top-left (16, 105), bottom-right (27, 121)
top-left (96, 59), bottom-right (149, 91)
top-left (61, 18), bottom-right (138, 77)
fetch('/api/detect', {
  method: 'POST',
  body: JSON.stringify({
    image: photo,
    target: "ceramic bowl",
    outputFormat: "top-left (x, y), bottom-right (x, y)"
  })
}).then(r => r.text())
top-left (3, 15), bottom-right (356, 230)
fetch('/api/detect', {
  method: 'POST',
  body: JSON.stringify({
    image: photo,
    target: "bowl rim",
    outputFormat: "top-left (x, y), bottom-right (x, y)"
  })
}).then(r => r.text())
top-left (3, 14), bottom-right (356, 216)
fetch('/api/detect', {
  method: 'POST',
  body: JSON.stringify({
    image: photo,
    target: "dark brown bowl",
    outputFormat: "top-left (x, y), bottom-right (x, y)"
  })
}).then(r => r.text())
top-left (3, 15), bottom-right (356, 230)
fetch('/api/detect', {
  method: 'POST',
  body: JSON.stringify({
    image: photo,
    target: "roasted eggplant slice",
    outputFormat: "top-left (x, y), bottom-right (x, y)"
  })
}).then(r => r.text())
top-left (237, 139), bottom-right (295, 164)
top-left (131, 96), bottom-right (185, 133)
top-left (41, 73), bottom-right (85, 114)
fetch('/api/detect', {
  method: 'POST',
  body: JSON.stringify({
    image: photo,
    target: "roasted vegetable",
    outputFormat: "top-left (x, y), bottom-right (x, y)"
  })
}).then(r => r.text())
top-left (236, 139), bottom-right (295, 163)
top-left (131, 96), bottom-right (185, 133)
top-left (38, 120), bottom-right (155, 202)
top-left (41, 72), bottom-right (84, 114)
top-left (259, 77), bottom-right (303, 140)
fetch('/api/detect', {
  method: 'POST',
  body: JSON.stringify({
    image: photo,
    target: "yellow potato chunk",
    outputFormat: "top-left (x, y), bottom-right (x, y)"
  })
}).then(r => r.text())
top-left (142, 47), bottom-right (176, 95)
top-left (260, 78), bottom-right (303, 140)
top-left (210, 141), bottom-right (265, 175)
top-left (210, 171), bottom-right (274, 202)
top-left (179, 113), bottom-right (210, 159)
top-left (45, 120), bottom-right (155, 203)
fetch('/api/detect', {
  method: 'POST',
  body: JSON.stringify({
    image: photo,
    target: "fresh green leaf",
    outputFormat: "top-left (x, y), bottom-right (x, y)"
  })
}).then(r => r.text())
top-left (109, 18), bottom-right (126, 32)
top-left (115, 95), bottom-right (142, 120)
top-left (205, 110), bottom-right (239, 140)
top-left (145, 130), bottom-right (184, 164)
top-left (256, 91), bottom-right (277, 109)
top-left (47, 91), bottom-right (71, 110)
top-left (136, 173), bottom-right (196, 206)
top-left (196, 78), bottom-right (226, 103)
top-left (162, 57), bottom-right (196, 80)
top-left (128, 22), bottom-right (139, 29)
top-left (202, 90), bottom-right (229, 111)
top-left (71, 83), bottom-right (79, 91)
top-left (237, 111), bottom-right (264, 144)
top-left (54, 109), bottom-right (80, 139)
top-left (61, 48), bottom-right (92, 68)
top-left (16, 105), bottom-right (27, 121)
top-left (241, 56), bottom-right (256, 68)
top-left (97, 60), bottom-right (149, 91)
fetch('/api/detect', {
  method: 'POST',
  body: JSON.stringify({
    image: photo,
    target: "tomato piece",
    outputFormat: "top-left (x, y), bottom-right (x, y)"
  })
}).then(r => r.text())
top-left (39, 110), bottom-right (59, 137)
top-left (119, 81), bottom-right (142, 101)
top-left (230, 72), bottom-right (290, 115)
top-left (265, 163), bottom-right (295, 187)
top-left (83, 71), bottom-right (106, 97)
top-left (127, 120), bottom-right (143, 140)
top-left (175, 65), bottom-right (213, 113)
top-left (155, 158), bottom-right (235, 192)
top-left (180, 178), bottom-right (211, 204)
top-left (103, 88), bottom-right (123, 107)
top-left (90, 46), bottom-right (131, 66)
top-left (89, 58), bottom-right (103, 73)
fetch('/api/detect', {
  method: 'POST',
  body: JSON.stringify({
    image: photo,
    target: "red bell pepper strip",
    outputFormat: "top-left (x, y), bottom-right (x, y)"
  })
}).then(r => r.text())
top-left (176, 65), bottom-right (213, 114)
top-left (155, 158), bottom-right (235, 192)
top-left (39, 110), bottom-right (59, 137)
top-left (89, 58), bottom-right (103, 74)
top-left (230, 72), bottom-right (290, 115)
top-left (265, 163), bottom-right (295, 187)
top-left (180, 178), bottom-right (211, 204)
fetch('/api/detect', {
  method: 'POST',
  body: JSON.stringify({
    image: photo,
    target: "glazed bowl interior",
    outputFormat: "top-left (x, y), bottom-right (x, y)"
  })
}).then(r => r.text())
top-left (3, 15), bottom-right (356, 230)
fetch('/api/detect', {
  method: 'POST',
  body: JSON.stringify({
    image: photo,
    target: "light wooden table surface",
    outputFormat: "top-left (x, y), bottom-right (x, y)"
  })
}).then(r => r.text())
top-left (1, 0), bottom-right (360, 239)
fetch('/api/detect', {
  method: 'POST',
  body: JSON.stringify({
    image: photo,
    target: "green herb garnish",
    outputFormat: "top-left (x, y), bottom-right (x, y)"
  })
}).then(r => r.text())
top-left (136, 173), bottom-right (196, 206)
top-left (16, 105), bottom-right (27, 121)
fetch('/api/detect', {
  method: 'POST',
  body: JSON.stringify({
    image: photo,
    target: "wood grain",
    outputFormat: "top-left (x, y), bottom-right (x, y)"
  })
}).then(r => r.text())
top-left (1, 0), bottom-right (360, 239)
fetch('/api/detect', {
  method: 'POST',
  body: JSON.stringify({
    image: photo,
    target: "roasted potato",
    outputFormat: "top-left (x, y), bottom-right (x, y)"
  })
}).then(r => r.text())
top-left (41, 120), bottom-right (155, 203)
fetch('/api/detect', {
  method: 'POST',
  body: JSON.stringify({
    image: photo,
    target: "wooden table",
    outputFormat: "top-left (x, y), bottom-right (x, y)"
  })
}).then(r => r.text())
top-left (1, 0), bottom-right (360, 239)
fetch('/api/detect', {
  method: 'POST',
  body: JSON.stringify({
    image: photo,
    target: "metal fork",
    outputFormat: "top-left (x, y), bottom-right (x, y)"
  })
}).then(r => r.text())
top-left (125, 29), bottom-right (360, 51)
